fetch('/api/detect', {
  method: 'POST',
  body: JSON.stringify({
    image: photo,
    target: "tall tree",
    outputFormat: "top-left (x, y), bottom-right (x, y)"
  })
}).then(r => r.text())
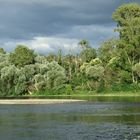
top-left (57, 49), bottom-right (62, 65)
top-left (112, 3), bottom-right (140, 83)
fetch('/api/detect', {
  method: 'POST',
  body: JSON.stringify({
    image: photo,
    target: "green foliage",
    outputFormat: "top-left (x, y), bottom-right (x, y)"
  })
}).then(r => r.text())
top-left (107, 56), bottom-right (121, 69)
top-left (110, 83), bottom-right (140, 92)
top-left (34, 55), bottom-right (48, 64)
top-left (80, 48), bottom-right (97, 62)
top-left (98, 39), bottom-right (117, 65)
top-left (78, 39), bottom-right (90, 49)
top-left (0, 48), bottom-right (6, 54)
top-left (1, 3), bottom-right (140, 96)
top-left (79, 58), bottom-right (105, 90)
top-left (0, 65), bottom-right (18, 96)
top-left (85, 65), bottom-right (104, 80)
top-left (0, 53), bottom-right (10, 70)
top-left (118, 70), bottom-right (131, 84)
top-left (81, 58), bottom-right (104, 80)
top-left (112, 3), bottom-right (140, 27)
top-left (65, 84), bottom-right (73, 95)
top-left (10, 45), bottom-right (36, 67)
top-left (57, 49), bottom-right (62, 65)
top-left (46, 53), bottom-right (57, 62)
top-left (34, 74), bottom-right (47, 91)
top-left (46, 61), bottom-right (66, 89)
top-left (0, 47), bottom-right (66, 96)
top-left (112, 3), bottom-right (140, 84)
top-left (133, 63), bottom-right (140, 77)
top-left (90, 58), bottom-right (102, 66)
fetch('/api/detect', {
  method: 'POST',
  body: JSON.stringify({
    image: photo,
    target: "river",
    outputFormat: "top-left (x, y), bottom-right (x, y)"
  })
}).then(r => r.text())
top-left (0, 99), bottom-right (140, 140)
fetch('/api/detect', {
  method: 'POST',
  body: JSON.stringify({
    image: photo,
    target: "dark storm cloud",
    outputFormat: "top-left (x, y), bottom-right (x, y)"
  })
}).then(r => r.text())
top-left (0, 0), bottom-right (139, 53)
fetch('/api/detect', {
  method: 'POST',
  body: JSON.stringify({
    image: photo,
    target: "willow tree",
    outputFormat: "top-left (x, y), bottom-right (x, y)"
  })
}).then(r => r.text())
top-left (112, 3), bottom-right (140, 83)
top-left (80, 58), bottom-right (104, 90)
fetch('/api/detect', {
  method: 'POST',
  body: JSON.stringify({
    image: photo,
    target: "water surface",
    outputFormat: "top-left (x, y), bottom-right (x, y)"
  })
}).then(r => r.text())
top-left (0, 101), bottom-right (140, 140)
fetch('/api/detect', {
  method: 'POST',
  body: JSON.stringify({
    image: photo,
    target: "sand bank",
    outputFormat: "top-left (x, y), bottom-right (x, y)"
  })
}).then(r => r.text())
top-left (0, 99), bottom-right (84, 104)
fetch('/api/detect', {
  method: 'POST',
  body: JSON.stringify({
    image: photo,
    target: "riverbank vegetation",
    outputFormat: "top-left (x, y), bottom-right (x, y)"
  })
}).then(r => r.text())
top-left (0, 3), bottom-right (140, 97)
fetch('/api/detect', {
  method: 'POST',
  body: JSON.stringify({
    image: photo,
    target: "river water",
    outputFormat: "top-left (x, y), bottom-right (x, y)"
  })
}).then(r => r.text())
top-left (0, 100), bottom-right (140, 140)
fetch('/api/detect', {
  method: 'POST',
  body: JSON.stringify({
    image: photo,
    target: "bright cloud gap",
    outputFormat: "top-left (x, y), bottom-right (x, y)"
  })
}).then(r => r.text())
top-left (2, 37), bottom-right (82, 55)
top-left (1, 24), bottom-right (118, 55)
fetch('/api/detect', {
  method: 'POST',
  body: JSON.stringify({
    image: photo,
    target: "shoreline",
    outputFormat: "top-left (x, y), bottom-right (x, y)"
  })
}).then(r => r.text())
top-left (0, 99), bottom-right (85, 104)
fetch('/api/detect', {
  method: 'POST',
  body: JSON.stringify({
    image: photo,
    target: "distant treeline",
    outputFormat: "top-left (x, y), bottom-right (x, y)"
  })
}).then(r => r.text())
top-left (0, 3), bottom-right (140, 96)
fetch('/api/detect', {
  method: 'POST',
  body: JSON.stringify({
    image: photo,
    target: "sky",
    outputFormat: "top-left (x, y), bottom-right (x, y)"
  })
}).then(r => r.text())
top-left (0, 0), bottom-right (139, 54)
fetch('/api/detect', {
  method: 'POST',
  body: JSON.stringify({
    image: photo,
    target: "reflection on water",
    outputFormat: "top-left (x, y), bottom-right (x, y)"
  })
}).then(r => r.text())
top-left (45, 95), bottom-right (140, 103)
top-left (0, 102), bottom-right (140, 140)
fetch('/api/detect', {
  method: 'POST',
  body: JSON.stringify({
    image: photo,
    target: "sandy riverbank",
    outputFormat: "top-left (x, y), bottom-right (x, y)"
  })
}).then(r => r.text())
top-left (0, 99), bottom-right (85, 104)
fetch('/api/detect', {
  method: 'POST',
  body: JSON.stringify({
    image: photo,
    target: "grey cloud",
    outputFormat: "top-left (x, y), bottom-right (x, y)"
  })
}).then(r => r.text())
top-left (0, 0), bottom-right (139, 53)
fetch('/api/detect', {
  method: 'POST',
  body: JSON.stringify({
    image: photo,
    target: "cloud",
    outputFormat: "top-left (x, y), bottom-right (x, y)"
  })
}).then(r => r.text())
top-left (2, 37), bottom-right (81, 55)
top-left (1, 24), bottom-right (118, 54)
top-left (0, 0), bottom-right (134, 40)
top-left (29, 37), bottom-right (80, 54)
top-left (0, 0), bottom-right (139, 54)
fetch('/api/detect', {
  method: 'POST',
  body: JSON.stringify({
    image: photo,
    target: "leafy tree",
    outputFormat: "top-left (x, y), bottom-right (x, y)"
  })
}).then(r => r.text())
top-left (85, 65), bottom-right (104, 80)
top-left (0, 48), bottom-right (6, 54)
top-left (0, 65), bottom-right (18, 96)
top-left (57, 49), bottom-right (63, 65)
top-left (63, 54), bottom-right (79, 81)
top-left (80, 48), bottom-right (97, 62)
top-left (78, 40), bottom-right (97, 63)
top-left (0, 53), bottom-right (10, 70)
top-left (46, 61), bottom-right (66, 88)
top-left (34, 74), bottom-right (47, 91)
top-left (78, 39), bottom-right (90, 49)
top-left (80, 58), bottom-right (104, 90)
top-left (10, 45), bottom-right (36, 67)
top-left (34, 55), bottom-right (48, 64)
top-left (98, 39), bottom-right (117, 65)
top-left (112, 3), bottom-right (140, 83)
top-left (46, 53), bottom-right (57, 62)
top-left (90, 58), bottom-right (102, 66)
top-left (133, 63), bottom-right (140, 77)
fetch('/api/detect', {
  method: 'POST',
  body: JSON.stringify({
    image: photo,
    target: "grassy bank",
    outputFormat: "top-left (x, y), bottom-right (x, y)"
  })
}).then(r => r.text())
top-left (31, 90), bottom-right (140, 96)
top-left (0, 92), bottom-right (140, 103)
top-left (0, 90), bottom-right (140, 102)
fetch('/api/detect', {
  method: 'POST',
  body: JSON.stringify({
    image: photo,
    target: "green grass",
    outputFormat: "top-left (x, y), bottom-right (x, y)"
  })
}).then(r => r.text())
top-left (28, 90), bottom-right (140, 97)
top-left (20, 91), bottom-right (140, 102)
top-left (0, 90), bottom-right (140, 99)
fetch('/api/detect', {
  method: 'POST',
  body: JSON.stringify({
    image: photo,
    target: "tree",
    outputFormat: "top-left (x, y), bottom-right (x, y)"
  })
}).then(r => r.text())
top-left (80, 58), bottom-right (104, 90)
top-left (46, 53), bottom-right (57, 62)
top-left (57, 49), bottom-right (63, 65)
top-left (80, 48), bottom-right (97, 62)
top-left (46, 61), bottom-right (66, 88)
top-left (0, 65), bottom-right (18, 96)
top-left (78, 40), bottom-right (96, 62)
top-left (0, 53), bottom-right (10, 70)
top-left (10, 45), bottom-right (35, 67)
top-left (0, 48), bottom-right (6, 54)
top-left (98, 39), bottom-right (117, 65)
top-left (78, 39), bottom-right (90, 49)
top-left (133, 63), bottom-right (140, 78)
top-left (34, 55), bottom-right (48, 64)
top-left (112, 3), bottom-right (140, 83)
